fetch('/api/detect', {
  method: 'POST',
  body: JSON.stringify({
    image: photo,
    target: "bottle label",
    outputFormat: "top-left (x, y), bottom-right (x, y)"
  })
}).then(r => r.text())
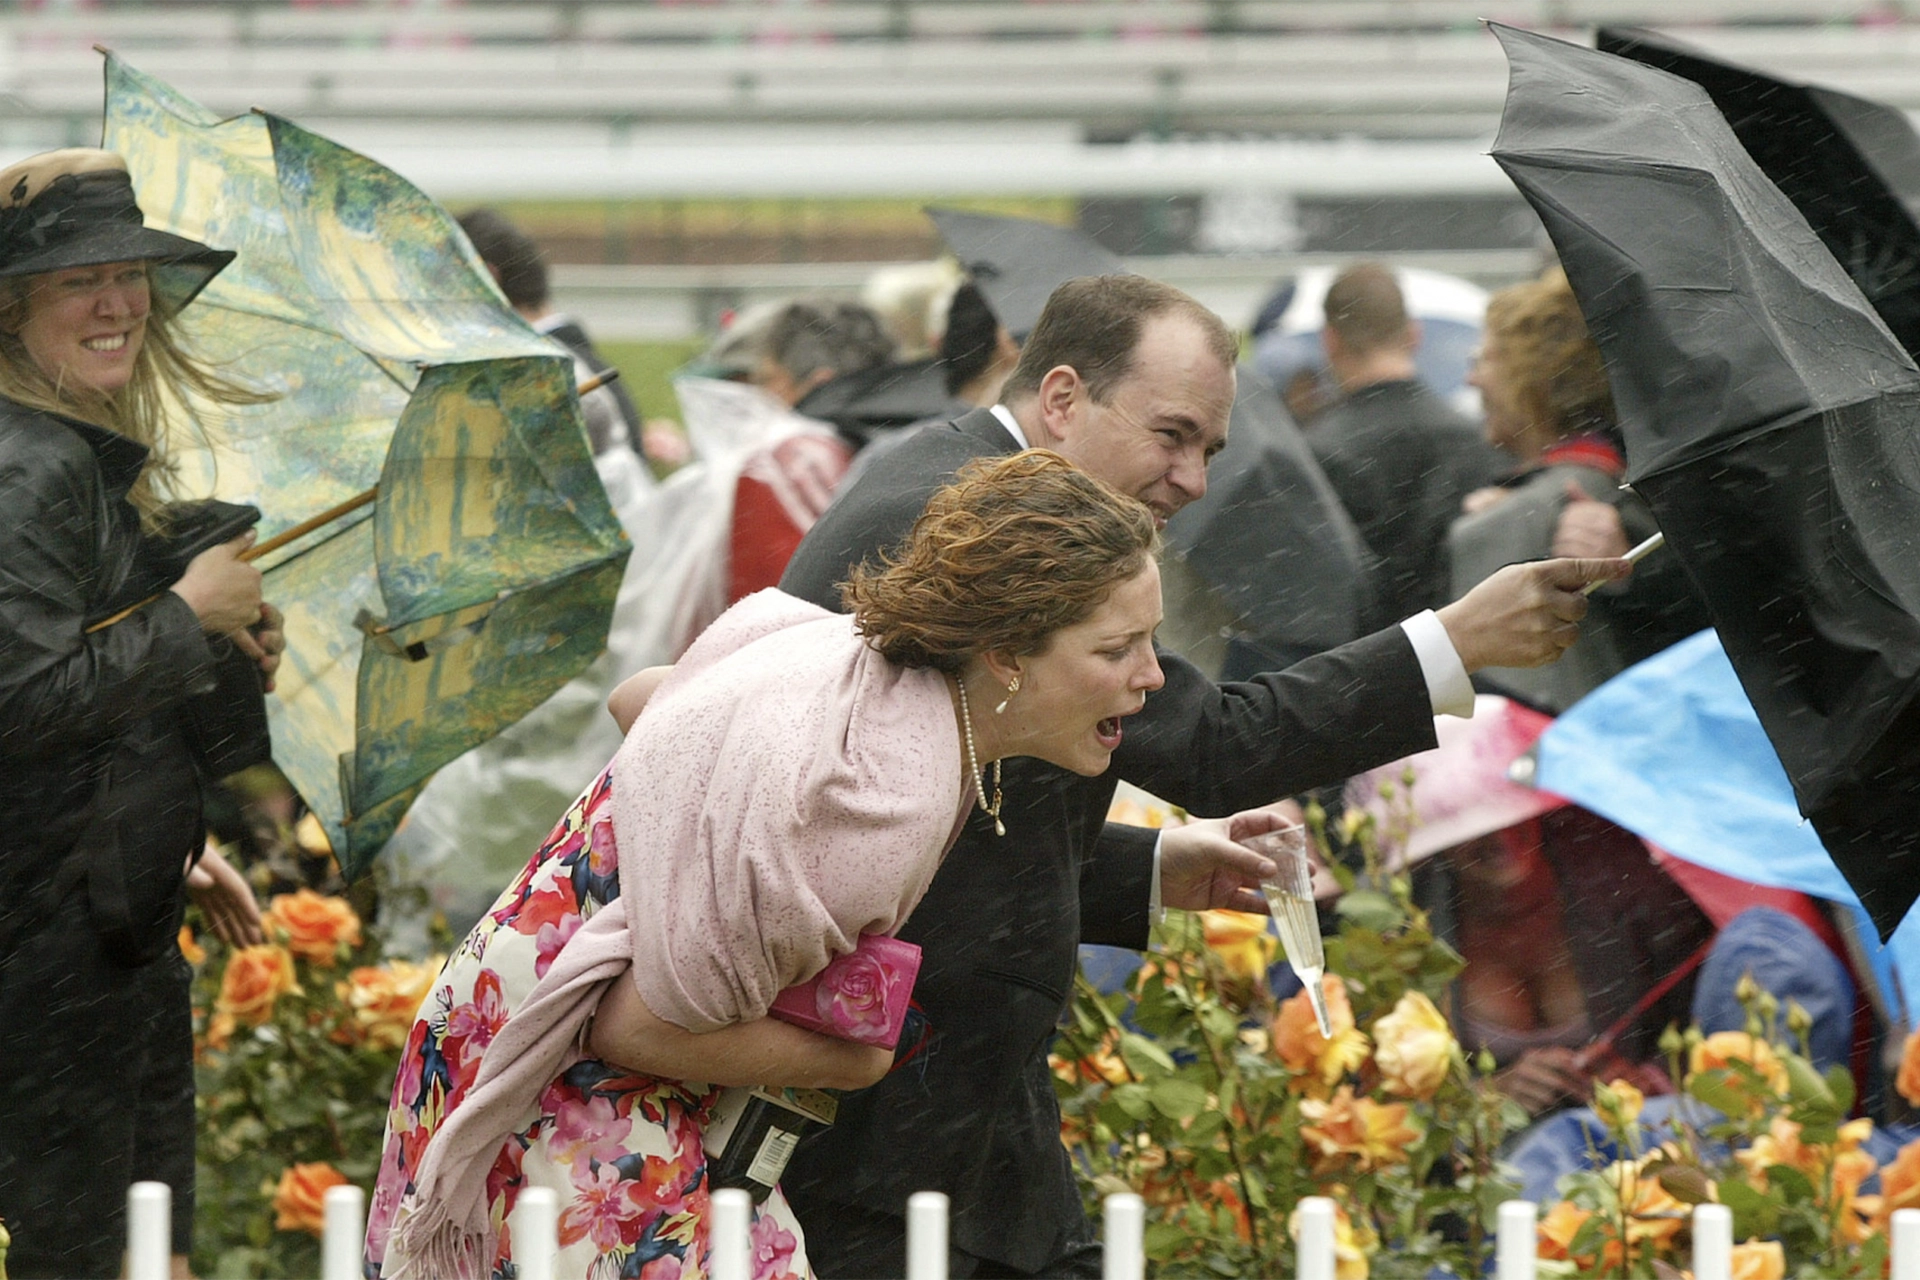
top-left (746, 1125), bottom-right (803, 1186)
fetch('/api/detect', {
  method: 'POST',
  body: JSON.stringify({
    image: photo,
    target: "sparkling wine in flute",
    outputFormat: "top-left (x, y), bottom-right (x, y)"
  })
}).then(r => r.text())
top-left (1247, 826), bottom-right (1331, 1038)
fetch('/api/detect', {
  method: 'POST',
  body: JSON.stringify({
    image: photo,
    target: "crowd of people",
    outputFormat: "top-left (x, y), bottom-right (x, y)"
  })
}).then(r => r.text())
top-left (0, 140), bottom-right (1901, 1280)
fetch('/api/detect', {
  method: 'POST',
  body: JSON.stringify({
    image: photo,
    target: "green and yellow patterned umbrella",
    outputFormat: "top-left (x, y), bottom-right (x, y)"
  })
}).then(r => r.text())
top-left (103, 56), bottom-right (632, 877)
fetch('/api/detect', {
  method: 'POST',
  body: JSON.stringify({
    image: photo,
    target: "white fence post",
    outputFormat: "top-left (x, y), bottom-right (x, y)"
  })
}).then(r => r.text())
top-left (1894, 1208), bottom-right (1920, 1280)
top-left (1496, 1200), bottom-right (1536, 1280)
top-left (907, 1190), bottom-right (949, 1280)
top-left (710, 1187), bottom-right (752, 1280)
top-left (1691, 1203), bottom-right (1732, 1280)
top-left (511, 1185), bottom-right (559, 1280)
top-left (126, 1181), bottom-right (171, 1280)
top-left (1102, 1192), bottom-right (1145, 1280)
top-left (1294, 1195), bottom-right (1335, 1280)
top-left (322, 1184), bottom-right (364, 1280)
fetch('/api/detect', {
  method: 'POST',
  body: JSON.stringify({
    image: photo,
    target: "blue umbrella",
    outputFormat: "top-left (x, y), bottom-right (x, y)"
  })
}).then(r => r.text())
top-left (1534, 630), bottom-right (1919, 1027)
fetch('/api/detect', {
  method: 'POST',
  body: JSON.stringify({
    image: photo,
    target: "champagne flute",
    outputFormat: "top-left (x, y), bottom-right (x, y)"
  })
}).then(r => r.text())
top-left (1246, 824), bottom-right (1331, 1038)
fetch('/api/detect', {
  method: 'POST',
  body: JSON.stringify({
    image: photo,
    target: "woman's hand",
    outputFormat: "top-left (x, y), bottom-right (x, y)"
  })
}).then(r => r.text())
top-left (589, 970), bottom-right (894, 1090)
top-left (222, 601), bottom-right (286, 693)
top-left (172, 533), bottom-right (263, 635)
top-left (185, 841), bottom-right (264, 947)
top-left (608, 665), bottom-right (673, 734)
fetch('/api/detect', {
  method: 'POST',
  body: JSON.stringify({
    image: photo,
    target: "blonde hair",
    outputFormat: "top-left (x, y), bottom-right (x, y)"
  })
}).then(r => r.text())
top-left (1481, 268), bottom-right (1615, 441)
top-left (0, 268), bottom-right (268, 526)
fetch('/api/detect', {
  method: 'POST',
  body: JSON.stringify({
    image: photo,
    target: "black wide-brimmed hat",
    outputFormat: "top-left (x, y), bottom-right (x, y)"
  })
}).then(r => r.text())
top-left (0, 148), bottom-right (234, 315)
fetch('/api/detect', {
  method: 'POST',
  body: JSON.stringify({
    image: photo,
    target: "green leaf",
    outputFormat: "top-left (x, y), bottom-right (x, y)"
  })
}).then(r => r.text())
top-left (1784, 1053), bottom-right (1835, 1108)
top-left (1685, 1069), bottom-right (1751, 1117)
top-left (1110, 1083), bottom-right (1155, 1121)
top-left (1150, 1077), bottom-right (1209, 1121)
top-left (1119, 1032), bottom-right (1176, 1077)
top-left (1334, 889), bottom-right (1402, 932)
top-left (1825, 1062), bottom-right (1857, 1114)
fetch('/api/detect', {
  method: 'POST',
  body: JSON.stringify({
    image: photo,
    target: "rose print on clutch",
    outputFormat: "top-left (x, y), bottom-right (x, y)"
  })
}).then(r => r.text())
top-left (769, 934), bottom-right (921, 1049)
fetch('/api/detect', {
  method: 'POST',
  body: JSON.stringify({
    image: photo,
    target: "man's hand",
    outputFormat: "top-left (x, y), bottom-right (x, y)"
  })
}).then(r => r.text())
top-left (1552, 481), bottom-right (1630, 560)
top-left (225, 601), bottom-right (286, 693)
top-left (1435, 557), bottom-right (1630, 672)
top-left (1160, 805), bottom-right (1302, 914)
top-left (186, 842), bottom-right (264, 947)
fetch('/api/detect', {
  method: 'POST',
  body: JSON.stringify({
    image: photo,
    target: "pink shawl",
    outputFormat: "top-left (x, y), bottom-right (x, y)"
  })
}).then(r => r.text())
top-left (383, 590), bottom-right (965, 1275)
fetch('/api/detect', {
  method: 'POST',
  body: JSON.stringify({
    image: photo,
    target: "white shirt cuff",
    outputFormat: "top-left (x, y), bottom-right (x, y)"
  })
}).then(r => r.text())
top-left (1150, 830), bottom-right (1165, 927)
top-left (1400, 610), bottom-right (1476, 719)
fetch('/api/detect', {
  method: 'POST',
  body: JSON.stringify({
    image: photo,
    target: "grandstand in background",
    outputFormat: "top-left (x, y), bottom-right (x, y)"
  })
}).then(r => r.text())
top-left (3, 0), bottom-right (1910, 330)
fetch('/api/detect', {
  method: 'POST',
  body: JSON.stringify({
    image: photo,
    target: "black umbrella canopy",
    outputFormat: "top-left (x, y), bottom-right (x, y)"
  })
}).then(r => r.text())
top-left (925, 207), bottom-right (1126, 339)
top-left (1491, 22), bottom-right (1920, 937)
top-left (795, 355), bottom-right (969, 449)
top-left (1597, 25), bottom-right (1920, 362)
top-left (1162, 364), bottom-right (1375, 661)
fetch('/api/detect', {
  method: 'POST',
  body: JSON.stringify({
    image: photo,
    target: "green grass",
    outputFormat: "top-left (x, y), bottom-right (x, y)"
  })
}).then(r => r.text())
top-left (598, 337), bottom-right (708, 421)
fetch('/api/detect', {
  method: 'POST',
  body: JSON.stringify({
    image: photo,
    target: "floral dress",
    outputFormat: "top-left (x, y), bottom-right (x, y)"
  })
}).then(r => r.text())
top-left (368, 765), bottom-right (810, 1280)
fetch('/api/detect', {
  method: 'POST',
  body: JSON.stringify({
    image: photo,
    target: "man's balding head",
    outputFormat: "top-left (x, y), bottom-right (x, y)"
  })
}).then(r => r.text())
top-left (1000, 275), bottom-right (1238, 527)
top-left (1321, 262), bottom-right (1419, 391)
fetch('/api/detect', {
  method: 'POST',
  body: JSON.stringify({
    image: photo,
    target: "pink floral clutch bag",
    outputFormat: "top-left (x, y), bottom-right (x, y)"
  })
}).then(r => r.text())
top-left (769, 934), bottom-right (922, 1049)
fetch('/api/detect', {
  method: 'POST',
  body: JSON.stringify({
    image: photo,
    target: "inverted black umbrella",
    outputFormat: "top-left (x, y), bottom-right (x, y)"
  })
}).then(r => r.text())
top-left (1162, 364), bottom-right (1375, 670)
top-left (1597, 25), bottom-right (1920, 361)
top-left (1490, 23), bottom-right (1920, 938)
top-left (925, 207), bottom-right (1126, 339)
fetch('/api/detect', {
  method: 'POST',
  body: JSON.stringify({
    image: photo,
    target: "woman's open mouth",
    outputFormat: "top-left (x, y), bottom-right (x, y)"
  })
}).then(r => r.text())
top-left (1095, 717), bottom-right (1123, 750)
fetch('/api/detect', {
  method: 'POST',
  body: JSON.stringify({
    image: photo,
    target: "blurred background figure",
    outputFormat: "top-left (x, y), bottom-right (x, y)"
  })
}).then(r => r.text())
top-left (1449, 268), bottom-right (1708, 715)
top-left (456, 206), bottom-right (647, 464)
top-left (1425, 268), bottom-right (1717, 1119)
top-left (1252, 263), bottom-right (1491, 425)
top-left (1305, 261), bottom-right (1510, 628)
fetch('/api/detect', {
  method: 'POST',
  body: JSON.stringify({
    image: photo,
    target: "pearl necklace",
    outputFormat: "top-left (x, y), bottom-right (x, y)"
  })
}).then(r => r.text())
top-left (955, 678), bottom-right (1005, 836)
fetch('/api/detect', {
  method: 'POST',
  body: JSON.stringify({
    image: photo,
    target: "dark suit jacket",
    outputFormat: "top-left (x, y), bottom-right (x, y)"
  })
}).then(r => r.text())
top-left (1306, 379), bottom-right (1510, 628)
top-left (778, 407), bottom-right (1437, 1274)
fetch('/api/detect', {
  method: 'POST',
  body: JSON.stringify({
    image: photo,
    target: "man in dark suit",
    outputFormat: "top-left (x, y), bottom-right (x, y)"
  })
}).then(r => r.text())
top-left (778, 274), bottom-right (1622, 1278)
top-left (1306, 262), bottom-right (1512, 626)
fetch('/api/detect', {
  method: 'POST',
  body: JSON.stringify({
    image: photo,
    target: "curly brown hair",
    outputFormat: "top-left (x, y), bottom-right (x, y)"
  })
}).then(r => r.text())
top-left (1482, 268), bottom-right (1615, 440)
top-left (842, 449), bottom-right (1159, 673)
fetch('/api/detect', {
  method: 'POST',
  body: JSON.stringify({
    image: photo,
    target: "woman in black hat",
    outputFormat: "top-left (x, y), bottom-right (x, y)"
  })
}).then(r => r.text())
top-left (0, 148), bottom-right (285, 1277)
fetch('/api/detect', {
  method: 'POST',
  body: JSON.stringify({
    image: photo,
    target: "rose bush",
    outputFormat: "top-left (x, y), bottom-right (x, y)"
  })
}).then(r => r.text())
top-left (1054, 794), bottom-right (1523, 1278)
top-left (187, 863), bottom-right (447, 1277)
top-left (1533, 993), bottom-right (1920, 1278)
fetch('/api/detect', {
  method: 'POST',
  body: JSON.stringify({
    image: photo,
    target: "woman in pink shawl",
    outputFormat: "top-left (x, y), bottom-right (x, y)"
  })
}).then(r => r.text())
top-left (369, 452), bottom-right (1168, 1279)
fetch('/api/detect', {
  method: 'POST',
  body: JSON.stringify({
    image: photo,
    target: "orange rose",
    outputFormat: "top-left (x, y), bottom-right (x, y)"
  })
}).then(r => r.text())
top-left (1273, 975), bottom-right (1369, 1095)
top-left (1371, 991), bottom-right (1456, 1100)
top-left (1600, 1156), bottom-right (1688, 1260)
top-left (337, 958), bottom-right (440, 1051)
top-left (1728, 1240), bottom-right (1785, 1280)
top-left (264, 889), bottom-right (362, 966)
top-left (1689, 1032), bottom-right (1788, 1099)
top-left (1871, 1137), bottom-right (1920, 1232)
top-left (271, 1161), bottom-right (350, 1236)
top-left (1200, 909), bottom-right (1277, 985)
top-left (214, 944), bottom-right (300, 1030)
top-left (177, 925), bottom-right (205, 967)
top-left (1536, 1201), bottom-right (1593, 1263)
top-left (1299, 1085), bottom-right (1418, 1172)
top-left (1897, 1028), bottom-right (1920, 1108)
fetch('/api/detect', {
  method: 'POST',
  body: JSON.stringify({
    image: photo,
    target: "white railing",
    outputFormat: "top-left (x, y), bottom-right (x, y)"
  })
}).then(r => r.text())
top-left (116, 1181), bottom-right (1920, 1280)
